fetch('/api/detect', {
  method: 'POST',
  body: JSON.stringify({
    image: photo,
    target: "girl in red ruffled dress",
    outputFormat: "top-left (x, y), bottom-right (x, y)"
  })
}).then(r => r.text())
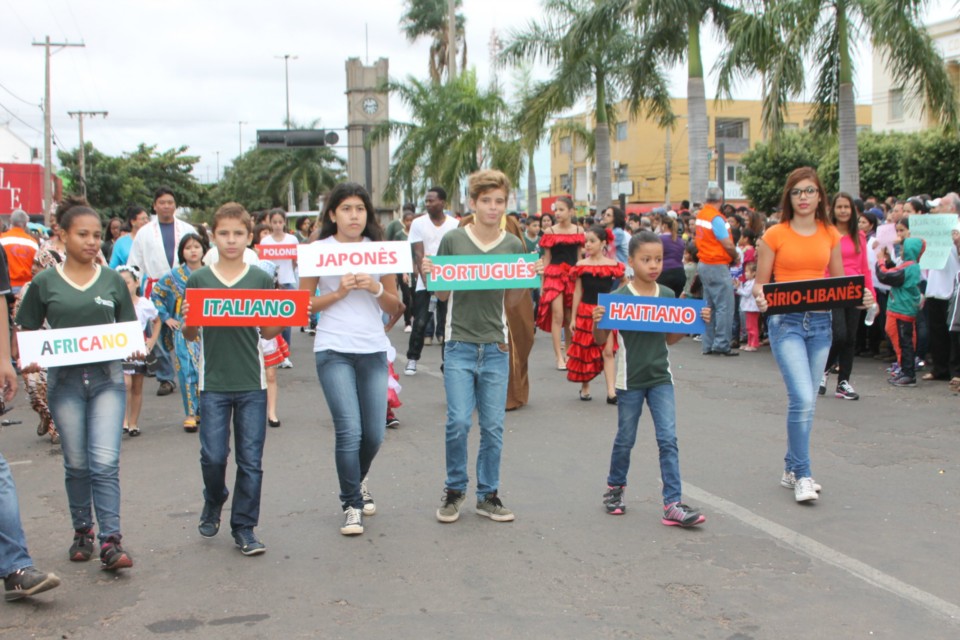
top-left (566, 225), bottom-right (625, 403)
top-left (536, 196), bottom-right (585, 370)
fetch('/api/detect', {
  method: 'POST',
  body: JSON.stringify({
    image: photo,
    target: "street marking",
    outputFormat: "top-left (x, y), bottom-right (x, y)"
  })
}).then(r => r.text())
top-left (9, 460), bottom-right (32, 466)
top-left (685, 483), bottom-right (960, 624)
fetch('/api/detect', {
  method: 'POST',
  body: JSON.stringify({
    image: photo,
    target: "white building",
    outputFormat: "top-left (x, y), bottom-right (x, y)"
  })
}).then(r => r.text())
top-left (872, 18), bottom-right (960, 132)
top-left (0, 124), bottom-right (38, 163)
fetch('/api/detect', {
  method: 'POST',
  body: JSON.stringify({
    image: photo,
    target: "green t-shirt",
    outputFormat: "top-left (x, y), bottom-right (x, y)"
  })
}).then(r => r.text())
top-left (437, 226), bottom-right (524, 345)
top-left (385, 219), bottom-right (407, 242)
top-left (614, 283), bottom-right (674, 390)
top-left (17, 265), bottom-right (136, 331)
top-left (186, 263), bottom-right (274, 393)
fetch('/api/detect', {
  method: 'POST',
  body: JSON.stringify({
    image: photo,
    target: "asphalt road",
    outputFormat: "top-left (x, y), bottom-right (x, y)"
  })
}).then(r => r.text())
top-left (2, 324), bottom-right (958, 639)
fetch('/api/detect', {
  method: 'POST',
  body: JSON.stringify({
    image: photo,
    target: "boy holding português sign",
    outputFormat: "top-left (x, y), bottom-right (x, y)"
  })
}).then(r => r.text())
top-left (423, 170), bottom-right (543, 525)
top-left (181, 203), bottom-right (282, 557)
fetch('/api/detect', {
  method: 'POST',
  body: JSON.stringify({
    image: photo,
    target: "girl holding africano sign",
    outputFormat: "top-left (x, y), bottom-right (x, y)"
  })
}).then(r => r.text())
top-left (537, 196), bottom-right (585, 370)
top-left (299, 183), bottom-right (401, 537)
top-left (753, 167), bottom-right (874, 504)
top-left (567, 225), bottom-right (624, 403)
top-left (16, 202), bottom-right (136, 572)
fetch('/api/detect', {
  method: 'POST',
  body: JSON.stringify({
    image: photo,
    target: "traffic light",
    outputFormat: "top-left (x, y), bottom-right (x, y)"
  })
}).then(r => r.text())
top-left (256, 129), bottom-right (340, 149)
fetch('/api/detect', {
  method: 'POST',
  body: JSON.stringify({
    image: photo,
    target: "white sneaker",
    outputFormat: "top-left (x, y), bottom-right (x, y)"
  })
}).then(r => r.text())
top-left (278, 358), bottom-right (293, 369)
top-left (818, 373), bottom-right (828, 396)
top-left (403, 325), bottom-right (412, 333)
top-left (404, 360), bottom-right (417, 376)
top-left (340, 507), bottom-right (364, 535)
top-left (360, 478), bottom-right (376, 516)
top-left (794, 476), bottom-right (819, 502)
top-left (781, 471), bottom-right (822, 493)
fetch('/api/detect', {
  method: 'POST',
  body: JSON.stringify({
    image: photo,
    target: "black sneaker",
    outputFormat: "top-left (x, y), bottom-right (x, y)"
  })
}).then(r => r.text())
top-left (4, 567), bottom-right (61, 602)
top-left (156, 380), bottom-right (176, 396)
top-left (100, 536), bottom-right (133, 571)
top-left (888, 375), bottom-right (917, 387)
top-left (835, 380), bottom-right (860, 400)
top-left (603, 485), bottom-right (626, 515)
top-left (662, 502), bottom-right (706, 527)
top-left (198, 500), bottom-right (224, 538)
top-left (233, 528), bottom-right (266, 556)
top-left (69, 527), bottom-right (95, 562)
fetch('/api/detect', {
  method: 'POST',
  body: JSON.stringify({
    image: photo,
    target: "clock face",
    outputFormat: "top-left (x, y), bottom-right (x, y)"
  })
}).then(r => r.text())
top-left (362, 97), bottom-right (379, 114)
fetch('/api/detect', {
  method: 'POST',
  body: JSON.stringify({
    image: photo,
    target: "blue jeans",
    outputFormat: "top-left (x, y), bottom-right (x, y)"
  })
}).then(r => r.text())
top-left (0, 452), bottom-right (33, 577)
top-left (280, 283), bottom-right (295, 347)
top-left (443, 341), bottom-right (509, 498)
top-left (315, 350), bottom-right (387, 509)
top-left (767, 312), bottom-right (833, 479)
top-left (199, 390), bottom-right (267, 532)
top-left (607, 384), bottom-right (682, 505)
top-left (47, 362), bottom-right (126, 541)
top-left (698, 262), bottom-right (734, 353)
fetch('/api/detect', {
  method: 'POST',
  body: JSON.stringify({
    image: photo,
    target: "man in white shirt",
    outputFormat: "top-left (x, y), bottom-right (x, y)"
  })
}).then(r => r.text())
top-left (127, 187), bottom-right (195, 396)
top-left (405, 187), bottom-right (458, 375)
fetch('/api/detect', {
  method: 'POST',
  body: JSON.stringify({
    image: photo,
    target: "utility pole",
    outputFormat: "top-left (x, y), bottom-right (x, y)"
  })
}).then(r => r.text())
top-left (33, 36), bottom-right (85, 223)
top-left (664, 125), bottom-right (672, 205)
top-left (215, 151), bottom-right (220, 182)
top-left (275, 54), bottom-right (298, 126)
top-left (238, 121), bottom-right (248, 156)
top-left (447, 0), bottom-right (457, 82)
top-left (67, 110), bottom-right (107, 197)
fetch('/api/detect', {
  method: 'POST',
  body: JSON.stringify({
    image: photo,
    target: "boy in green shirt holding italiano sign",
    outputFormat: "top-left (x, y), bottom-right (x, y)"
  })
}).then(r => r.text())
top-left (423, 170), bottom-right (543, 524)
top-left (182, 203), bottom-right (281, 557)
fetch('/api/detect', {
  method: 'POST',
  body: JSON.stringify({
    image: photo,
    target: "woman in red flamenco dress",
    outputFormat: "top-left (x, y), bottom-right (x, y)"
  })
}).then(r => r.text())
top-left (536, 196), bottom-right (585, 370)
top-left (566, 225), bottom-right (625, 403)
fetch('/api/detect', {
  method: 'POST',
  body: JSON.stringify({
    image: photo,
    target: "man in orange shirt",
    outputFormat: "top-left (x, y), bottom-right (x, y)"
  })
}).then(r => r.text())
top-left (694, 188), bottom-right (739, 356)
top-left (0, 210), bottom-right (39, 295)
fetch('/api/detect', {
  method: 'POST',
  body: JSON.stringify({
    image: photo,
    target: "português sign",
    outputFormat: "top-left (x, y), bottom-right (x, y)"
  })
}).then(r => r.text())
top-left (297, 241), bottom-right (413, 277)
top-left (184, 289), bottom-right (310, 327)
top-left (597, 294), bottom-right (706, 333)
top-left (761, 275), bottom-right (864, 315)
top-left (17, 321), bottom-right (147, 368)
top-left (427, 254), bottom-right (540, 291)
top-left (257, 244), bottom-right (298, 260)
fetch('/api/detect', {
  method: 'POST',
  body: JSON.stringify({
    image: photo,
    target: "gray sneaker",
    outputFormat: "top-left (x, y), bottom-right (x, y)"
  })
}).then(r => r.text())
top-left (436, 489), bottom-right (466, 523)
top-left (360, 478), bottom-right (376, 516)
top-left (475, 491), bottom-right (515, 522)
top-left (780, 471), bottom-right (822, 493)
top-left (404, 360), bottom-right (417, 376)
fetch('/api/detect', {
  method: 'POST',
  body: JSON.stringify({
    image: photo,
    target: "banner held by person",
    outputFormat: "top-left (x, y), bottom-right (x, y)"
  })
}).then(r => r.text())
top-left (427, 254), bottom-right (541, 291)
top-left (596, 294), bottom-right (706, 333)
top-left (184, 289), bottom-right (310, 327)
top-left (298, 241), bottom-right (412, 277)
top-left (909, 214), bottom-right (957, 270)
top-left (18, 321), bottom-right (146, 368)
top-left (257, 244), bottom-right (298, 260)
top-left (762, 275), bottom-right (864, 315)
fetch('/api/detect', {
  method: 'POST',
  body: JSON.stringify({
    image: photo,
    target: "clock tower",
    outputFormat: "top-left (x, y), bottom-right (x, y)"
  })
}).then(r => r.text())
top-left (345, 57), bottom-right (390, 212)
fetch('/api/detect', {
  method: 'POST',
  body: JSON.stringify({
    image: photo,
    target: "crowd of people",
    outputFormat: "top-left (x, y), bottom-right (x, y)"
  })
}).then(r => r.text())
top-left (1, 169), bottom-right (959, 602)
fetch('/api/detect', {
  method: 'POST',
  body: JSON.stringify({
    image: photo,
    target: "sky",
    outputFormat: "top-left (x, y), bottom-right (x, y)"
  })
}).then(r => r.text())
top-left (1, 0), bottom-right (956, 190)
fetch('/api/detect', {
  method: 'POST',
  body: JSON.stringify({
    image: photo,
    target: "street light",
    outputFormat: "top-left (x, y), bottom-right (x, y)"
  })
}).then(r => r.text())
top-left (275, 54), bottom-right (298, 126)
top-left (238, 120), bottom-right (248, 156)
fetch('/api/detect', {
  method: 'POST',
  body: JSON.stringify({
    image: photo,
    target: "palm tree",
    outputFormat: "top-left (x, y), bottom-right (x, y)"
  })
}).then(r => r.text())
top-left (500, 0), bottom-right (674, 211)
top-left (368, 70), bottom-right (512, 211)
top-left (718, 0), bottom-right (958, 198)
top-left (264, 122), bottom-right (345, 210)
top-left (400, 0), bottom-right (467, 83)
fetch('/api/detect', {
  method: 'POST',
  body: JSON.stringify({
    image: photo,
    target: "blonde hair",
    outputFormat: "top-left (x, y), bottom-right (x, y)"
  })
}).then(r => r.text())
top-left (468, 169), bottom-right (511, 201)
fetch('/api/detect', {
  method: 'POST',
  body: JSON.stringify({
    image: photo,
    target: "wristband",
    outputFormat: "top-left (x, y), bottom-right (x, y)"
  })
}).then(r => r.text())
top-left (374, 281), bottom-right (385, 298)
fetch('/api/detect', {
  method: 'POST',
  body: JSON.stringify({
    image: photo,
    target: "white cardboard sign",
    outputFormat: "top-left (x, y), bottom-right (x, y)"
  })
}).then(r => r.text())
top-left (17, 321), bottom-right (146, 368)
top-left (297, 241), bottom-right (413, 277)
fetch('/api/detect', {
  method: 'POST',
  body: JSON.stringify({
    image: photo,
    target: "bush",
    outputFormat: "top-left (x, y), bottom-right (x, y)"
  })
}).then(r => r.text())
top-left (740, 131), bottom-right (824, 212)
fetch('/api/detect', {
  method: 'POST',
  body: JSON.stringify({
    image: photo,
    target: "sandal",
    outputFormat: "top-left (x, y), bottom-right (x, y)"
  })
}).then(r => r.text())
top-left (128, 426), bottom-right (140, 437)
top-left (183, 418), bottom-right (198, 433)
top-left (579, 390), bottom-right (592, 401)
top-left (606, 395), bottom-right (618, 405)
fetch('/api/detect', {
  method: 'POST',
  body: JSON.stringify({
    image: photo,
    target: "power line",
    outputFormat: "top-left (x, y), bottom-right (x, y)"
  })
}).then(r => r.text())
top-left (0, 101), bottom-right (43, 135)
top-left (0, 81), bottom-right (37, 106)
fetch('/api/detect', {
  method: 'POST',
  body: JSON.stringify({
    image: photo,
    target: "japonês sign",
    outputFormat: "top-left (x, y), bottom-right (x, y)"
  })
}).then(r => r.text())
top-left (597, 294), bottom-right (706, 333)
top-left (761, 275), bottom-right (864, 315)
top-left (297, 241), bottom-right (412, 277)
top-left (427, 254), bottom-right (541, 291)
top-left (257, 244), bottom-right (298, 260)
top-left (184, 289), bottom-right (310, 327)
top-left (17, 321), bottom-right (146, 368)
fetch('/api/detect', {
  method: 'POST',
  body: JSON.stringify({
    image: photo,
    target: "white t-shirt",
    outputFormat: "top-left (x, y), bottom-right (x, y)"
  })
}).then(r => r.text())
top-left (259, 233), bottom-right (299, 285)
top-left (312, 236), bottom-right (388, 354)
top-left (407, 213), bottom-right (459, 291)
top-left (133, 296), bottom-right (159, 332)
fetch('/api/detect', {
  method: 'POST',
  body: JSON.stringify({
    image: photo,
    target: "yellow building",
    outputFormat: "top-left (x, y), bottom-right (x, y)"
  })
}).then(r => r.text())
top-left (549, 98), bottom-right (872, 207)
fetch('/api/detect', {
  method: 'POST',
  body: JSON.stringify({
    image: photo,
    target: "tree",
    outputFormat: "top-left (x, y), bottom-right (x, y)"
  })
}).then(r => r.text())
top-left (900, 130), bottom-right (960, 198)
top-left (369, 70), bottom-right (512, 211)
top-left (213, 149), bottom-right (286, 213)
top-left (264, 144), bottom-right (345, 211)
top-left (725, 0), bottom-right (958, 198)
top-left (500, 0), bottom-right (673, 210)
top-left (400, 0), bottom-right (467, 83)
top-left (739, 130), bottom-right (824, 212)
top-left (817, 131), bottom-right (907, 199)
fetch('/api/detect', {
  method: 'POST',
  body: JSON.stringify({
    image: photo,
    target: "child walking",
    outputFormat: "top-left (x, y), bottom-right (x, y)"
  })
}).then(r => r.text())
top-left (117, 266), bottom-right (160, 437)
top-left (566, 225), bottom-right (624, 403)
top-left (592, 231), bottom-right (708, 526)
top-left (182, 203), bottom-right (283, 556)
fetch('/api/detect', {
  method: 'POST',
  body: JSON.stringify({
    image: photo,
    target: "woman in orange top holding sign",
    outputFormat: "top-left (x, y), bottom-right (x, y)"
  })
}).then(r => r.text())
top-left (536, 196), bottom-right (585, 370)
top-left (753, 167), bottom-right (872, 504)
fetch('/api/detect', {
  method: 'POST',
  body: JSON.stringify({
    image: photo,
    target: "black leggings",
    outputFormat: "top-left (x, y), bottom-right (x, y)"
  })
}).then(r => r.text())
top-left (657, 267), bottom-right (686, 297)
top-left (825, 306), bottom-right (860, 383)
